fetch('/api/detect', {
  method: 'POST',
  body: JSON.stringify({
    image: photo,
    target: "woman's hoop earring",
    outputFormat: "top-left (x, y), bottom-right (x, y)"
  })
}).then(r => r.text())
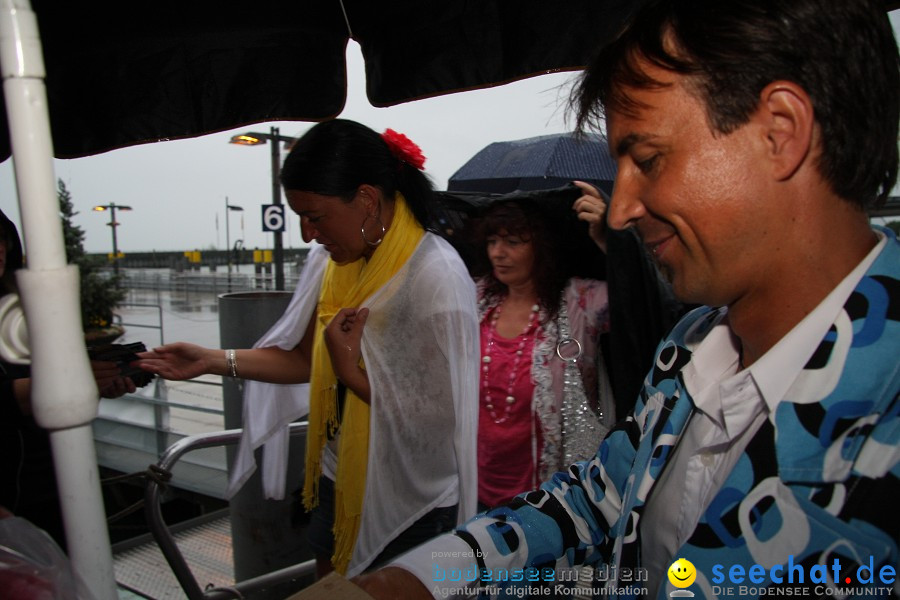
top-left (361, 214), bottom-right (386, 247)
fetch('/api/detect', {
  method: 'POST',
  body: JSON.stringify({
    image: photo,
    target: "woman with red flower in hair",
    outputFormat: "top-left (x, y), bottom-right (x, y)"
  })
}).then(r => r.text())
top-left (137, 119), bottom-right (479, 578)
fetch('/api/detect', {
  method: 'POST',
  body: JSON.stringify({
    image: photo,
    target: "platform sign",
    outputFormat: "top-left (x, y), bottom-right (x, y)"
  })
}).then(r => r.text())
top-left (262, 204), bottom-right (286, 232)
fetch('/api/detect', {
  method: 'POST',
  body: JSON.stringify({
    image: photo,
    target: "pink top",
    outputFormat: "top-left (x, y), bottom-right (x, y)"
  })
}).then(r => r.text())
top-left (475, 278), bottom-right (612, 507)
top-left (477, 310), bottom-right (541, 507)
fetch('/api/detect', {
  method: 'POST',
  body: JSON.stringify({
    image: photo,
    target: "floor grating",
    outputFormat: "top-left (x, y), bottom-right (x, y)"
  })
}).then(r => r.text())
top-left (114, 515), bottom-right (234, 599)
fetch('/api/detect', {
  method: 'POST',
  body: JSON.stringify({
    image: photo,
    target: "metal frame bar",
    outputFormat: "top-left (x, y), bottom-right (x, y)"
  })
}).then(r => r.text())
top-left (144, 421), bottom-right (314, 600)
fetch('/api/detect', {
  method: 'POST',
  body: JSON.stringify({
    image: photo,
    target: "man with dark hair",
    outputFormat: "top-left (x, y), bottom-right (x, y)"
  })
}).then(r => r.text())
top-left (355, 1), bottom-right (900, 597)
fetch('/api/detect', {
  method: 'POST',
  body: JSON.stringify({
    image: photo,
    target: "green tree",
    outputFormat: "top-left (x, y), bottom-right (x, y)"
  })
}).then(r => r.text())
top-left (57, 179), bottom-right (126, 331)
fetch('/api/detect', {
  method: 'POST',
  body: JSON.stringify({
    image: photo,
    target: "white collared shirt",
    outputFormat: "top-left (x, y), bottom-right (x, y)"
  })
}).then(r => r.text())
top-left (642, 232), bottom-right (885, 594)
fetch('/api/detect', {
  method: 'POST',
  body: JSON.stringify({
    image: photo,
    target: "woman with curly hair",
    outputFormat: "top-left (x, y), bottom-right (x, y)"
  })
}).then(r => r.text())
top-left (472, 185), bottom-right (614, 509)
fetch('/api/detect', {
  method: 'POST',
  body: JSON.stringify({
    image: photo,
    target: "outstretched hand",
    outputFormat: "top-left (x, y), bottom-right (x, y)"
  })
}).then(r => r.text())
top-left (135, 342), bottom-right (213, 381)
top-left (572, 180), bottom-right (609, 253)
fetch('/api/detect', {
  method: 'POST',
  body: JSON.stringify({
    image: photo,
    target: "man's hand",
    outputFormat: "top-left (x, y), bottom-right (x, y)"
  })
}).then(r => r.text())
top-left (352, 567), bottom-right (433, 600)
top-left (91, 360), bottom-right (137, 398)
top-left (572, 180), bottom-right (609, 253)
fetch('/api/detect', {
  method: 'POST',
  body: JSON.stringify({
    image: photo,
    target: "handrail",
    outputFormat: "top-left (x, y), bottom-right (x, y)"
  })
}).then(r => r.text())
top-left (144, 421), bottom-right (314, 600)
top-left (114, 301), bottom-right (166, 345)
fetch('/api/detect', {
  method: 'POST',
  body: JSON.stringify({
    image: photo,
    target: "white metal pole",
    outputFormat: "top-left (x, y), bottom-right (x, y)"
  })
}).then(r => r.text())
top-left (0, 2), bottom-right (117, 599)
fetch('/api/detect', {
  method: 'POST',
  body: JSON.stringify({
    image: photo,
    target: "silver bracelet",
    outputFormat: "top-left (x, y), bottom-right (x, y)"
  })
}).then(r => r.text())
top-left (225, 349), bottom-right (238, 378)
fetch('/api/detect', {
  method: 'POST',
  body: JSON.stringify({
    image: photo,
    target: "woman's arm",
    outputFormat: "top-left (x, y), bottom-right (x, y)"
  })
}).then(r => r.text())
top-left (323, 307), bottom-right (371, 402)
top-left (136, 312), bottom-right (316, 385)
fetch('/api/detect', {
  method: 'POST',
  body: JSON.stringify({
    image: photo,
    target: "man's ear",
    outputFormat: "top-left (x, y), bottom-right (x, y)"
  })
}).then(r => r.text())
top-left (757, 81), bottom-right (815, 181)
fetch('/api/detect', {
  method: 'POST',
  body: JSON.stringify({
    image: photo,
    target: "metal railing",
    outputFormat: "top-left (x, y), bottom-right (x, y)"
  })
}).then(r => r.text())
top-left (119, 268), bottom-right (301, 294)
top-left (105, 275), bottom-right (319, 597)
top-left (144, 422), bottom-right (315, 600)
top-left (97, 301), bottom-right (232, 498)
top-left (113, 302), bottom-right (166, 345)
top-left (93, 386), bottom-right (231, 499)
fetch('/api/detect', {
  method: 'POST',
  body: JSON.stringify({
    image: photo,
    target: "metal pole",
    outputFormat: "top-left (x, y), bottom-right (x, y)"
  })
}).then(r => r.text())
top-left (0, 2), bottom-right (116, 598)
top-left (109, 203), bottom-right (119, 277)
top-left (225, 197), bottom-right (231, 293)
top-left (270, 126), bottom-right (284, 291)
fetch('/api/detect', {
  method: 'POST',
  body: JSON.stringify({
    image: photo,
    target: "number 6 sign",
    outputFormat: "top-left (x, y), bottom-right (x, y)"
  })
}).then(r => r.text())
top-left (262, 204), bottom-right (286, 232)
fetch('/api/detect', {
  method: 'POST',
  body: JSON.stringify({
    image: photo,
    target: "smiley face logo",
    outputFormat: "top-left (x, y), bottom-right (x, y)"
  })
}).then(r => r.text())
top-left (667, 558), bottom-right (697, 588)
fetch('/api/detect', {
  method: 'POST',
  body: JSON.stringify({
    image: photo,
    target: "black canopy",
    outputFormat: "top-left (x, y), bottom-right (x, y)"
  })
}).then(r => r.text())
top-left (5, 1), bottom-right (896, 163)
top-left (3, 0), bottom-right (639, 162)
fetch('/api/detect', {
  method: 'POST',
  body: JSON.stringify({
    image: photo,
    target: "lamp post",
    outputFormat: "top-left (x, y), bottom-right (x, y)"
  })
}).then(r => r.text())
top-left (229, 126), bottom-right (297, 291)
top-left (92, 202), bottom-right (132, 279)
top-left (225, 198), bottom-right (244, 292)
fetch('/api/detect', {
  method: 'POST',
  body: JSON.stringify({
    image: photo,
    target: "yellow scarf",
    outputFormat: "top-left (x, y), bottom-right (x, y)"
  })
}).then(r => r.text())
top-left (302, 193), bottom-right (424, 574)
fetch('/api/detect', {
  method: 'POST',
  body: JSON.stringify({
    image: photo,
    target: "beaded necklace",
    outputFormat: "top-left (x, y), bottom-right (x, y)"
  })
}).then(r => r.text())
top-left (481, 301), bottom-right (540, 424)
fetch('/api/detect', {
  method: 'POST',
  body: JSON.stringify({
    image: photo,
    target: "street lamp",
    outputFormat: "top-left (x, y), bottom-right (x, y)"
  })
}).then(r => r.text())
top-left (229, 125), bottom-right (297, 291)
top-left (92, 202), bottom-right (132, 278)
top-left (225, 198), bottom-right (244, 292)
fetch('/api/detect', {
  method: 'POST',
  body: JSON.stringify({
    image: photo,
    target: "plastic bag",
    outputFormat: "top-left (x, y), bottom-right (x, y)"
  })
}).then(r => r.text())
top-left (0, 516), bottom-right (96, 600)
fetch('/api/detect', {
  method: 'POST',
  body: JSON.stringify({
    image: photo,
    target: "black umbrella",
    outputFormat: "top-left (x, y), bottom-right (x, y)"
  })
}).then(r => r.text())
top-left (1, 0), bottom-right (641, 162)
top-left (432, 184), bottom-right (607, 280)
top-left (448, 132), bottom-right (617, 194)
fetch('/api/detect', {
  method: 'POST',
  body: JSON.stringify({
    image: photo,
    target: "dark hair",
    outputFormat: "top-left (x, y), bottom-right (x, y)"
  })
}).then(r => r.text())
top-left (474, 200), bottom-right (570, 321)
top-left (0, 209), bottom-right (23, 296)
top-left (280, 119), bottom-right (436, 228)
top-left (572, 0), bottom-right (900, 210)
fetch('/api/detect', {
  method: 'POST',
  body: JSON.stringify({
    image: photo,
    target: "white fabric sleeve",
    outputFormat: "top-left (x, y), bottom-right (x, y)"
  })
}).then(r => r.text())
top-left (390, 533), bottom-right (482, 600)
top-left (423, 254), bottom-right (480, 523)
top-left (226, 244), bottom-right (328, 500)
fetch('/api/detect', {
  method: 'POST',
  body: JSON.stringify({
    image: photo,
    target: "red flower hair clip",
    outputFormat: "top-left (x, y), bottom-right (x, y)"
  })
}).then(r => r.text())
top-left (382, 128), bottom-right (426, 170)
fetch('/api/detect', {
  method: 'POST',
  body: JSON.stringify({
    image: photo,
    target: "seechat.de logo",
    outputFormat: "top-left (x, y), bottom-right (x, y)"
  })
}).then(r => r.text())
top-left (666, 554), bottom-right (897, 598)
top-left (668, 558), bottom-right (696, 598)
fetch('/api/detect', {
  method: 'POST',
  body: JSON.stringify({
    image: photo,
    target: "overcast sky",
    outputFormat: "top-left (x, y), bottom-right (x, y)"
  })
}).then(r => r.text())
top-left (2, 13), bottom-right (899, 255)
top-left (0, 41), bottom-right (580, 255)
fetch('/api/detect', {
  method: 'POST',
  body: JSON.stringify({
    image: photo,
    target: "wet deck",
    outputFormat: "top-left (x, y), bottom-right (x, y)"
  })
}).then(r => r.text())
top-left (114, 512), bottom-right (233, 599)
